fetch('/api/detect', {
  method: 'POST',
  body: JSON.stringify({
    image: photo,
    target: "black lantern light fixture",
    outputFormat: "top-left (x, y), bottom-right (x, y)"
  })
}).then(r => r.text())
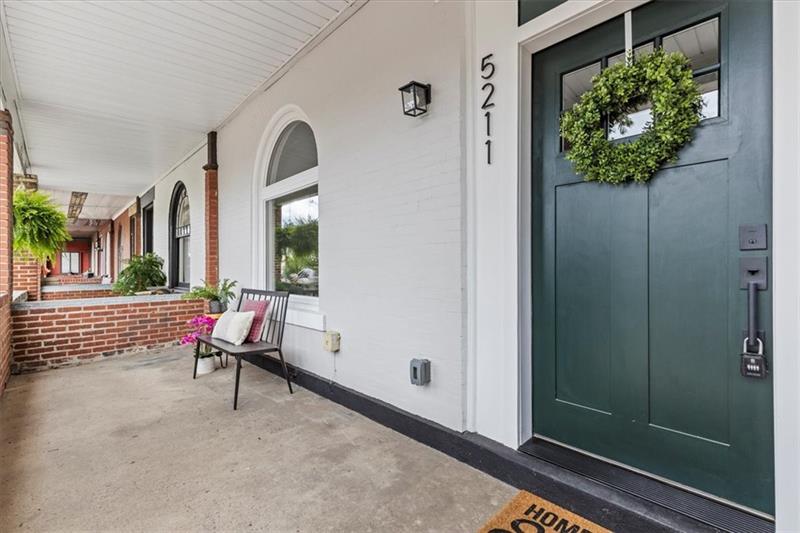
top-left (398, 81), bottom-right (431, 117)
top-left (94, 237), bottom-right (102, 252)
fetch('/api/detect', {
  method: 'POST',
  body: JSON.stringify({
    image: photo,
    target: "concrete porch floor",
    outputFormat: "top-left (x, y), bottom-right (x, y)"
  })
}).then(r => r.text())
top-left (0, 347), bottom-right (515, 532)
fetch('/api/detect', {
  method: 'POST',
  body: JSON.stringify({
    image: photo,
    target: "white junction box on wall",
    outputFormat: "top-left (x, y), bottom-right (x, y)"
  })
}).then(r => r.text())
top-left (323, 331), bottom-right (341, 352)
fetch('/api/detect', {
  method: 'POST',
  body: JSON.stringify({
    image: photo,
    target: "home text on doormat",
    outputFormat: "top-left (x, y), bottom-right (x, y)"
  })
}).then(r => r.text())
top-left (478, 491), bottom-right (612, 533)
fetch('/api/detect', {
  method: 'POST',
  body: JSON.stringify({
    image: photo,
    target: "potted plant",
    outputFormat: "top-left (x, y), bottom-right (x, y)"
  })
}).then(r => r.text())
top-left (112, 253), bottom-right (168, 295)
top-left (181, 315), bottom-right (217, 376)
top-left (12, 189), bottom-right (71, 262)
top-left (183, 278), bottom-right (237, 313)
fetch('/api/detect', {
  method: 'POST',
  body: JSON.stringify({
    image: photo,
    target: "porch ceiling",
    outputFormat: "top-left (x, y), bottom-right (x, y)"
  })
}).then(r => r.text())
top-left (0, 0), bottom-right (358, 196)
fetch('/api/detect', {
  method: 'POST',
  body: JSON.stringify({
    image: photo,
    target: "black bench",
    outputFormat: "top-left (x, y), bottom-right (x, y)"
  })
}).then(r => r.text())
top-left (195, 289), bottom-right (292, 409)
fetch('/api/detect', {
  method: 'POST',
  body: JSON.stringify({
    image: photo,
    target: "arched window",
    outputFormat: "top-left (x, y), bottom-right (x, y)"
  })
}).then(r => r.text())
top-left (267, 121), bottom-right (318, 185)
top-left (169, 182), bottom-right (191, 288)
top-left (260, 120), bottom-right (319, 297)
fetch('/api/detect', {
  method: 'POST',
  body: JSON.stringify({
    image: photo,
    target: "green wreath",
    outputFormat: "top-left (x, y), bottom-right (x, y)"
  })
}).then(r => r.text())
top-left (560, 48), bottom-right (703, 184)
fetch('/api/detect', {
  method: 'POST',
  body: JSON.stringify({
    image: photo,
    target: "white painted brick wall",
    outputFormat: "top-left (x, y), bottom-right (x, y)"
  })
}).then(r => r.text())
top-left (152, 148), bottom-right (206, 290)
top-left (212, 0), bottom-right (468, 430)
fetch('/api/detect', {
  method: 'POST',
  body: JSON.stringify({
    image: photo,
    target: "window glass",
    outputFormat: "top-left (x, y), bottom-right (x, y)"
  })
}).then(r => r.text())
top-left (607, 43), bottom-right (657, 140)
top-left (562, 62), bottom-right (601, 113)
top-left (273, 185), bottom-right (318, 296)
top-left (607, 42), bottom-right (655, 67)
top-left (267, 121), bottom-right (318, 185)
top-left (171, 184), bottom-right (191, 287)
top-left (662, 18), bottom-right (719, 71)
top-left (696, 70), bottom-right (719, 120)
top-left (178, 237), bottom-right (190, 285)
top-left (61, 252), bottom-right (80, 274)
top-left (176, 191), bottom-right (190, 231)
top-left (561, 62), bottom-right (601, 151)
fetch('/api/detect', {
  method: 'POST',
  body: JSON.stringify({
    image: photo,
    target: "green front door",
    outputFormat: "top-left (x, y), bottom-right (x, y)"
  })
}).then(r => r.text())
top-left (531, 0), bottom-right (773, 514)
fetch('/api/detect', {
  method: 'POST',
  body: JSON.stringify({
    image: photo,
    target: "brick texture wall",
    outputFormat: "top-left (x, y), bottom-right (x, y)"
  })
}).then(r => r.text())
top-left (204, 168), bottom-right (219, 287)
top-left (13, 253), bottom-right (42, 301)
top-left (11, 297), bottom-right (205, 373)
top-left (0, 293), bottom-right (9, 392)
top-left (41, 288), bottom-right (114, 301)
top-left (0, 110), bottom-right (13, 394)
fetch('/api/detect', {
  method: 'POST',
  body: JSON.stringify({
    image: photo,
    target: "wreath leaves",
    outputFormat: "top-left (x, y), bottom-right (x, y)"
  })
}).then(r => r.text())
top-left (560, 48), bottom-right (703, 184)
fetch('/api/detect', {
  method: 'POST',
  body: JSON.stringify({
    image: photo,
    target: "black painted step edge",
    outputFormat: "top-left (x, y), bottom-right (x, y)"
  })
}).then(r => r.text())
top-left (242, 355), bottom-right (735, 533)
top-left (519, 439), bottom-right (773, 533)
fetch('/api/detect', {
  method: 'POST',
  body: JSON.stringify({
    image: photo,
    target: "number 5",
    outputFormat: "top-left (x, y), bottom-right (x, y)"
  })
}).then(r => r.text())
top-left (481, 53), bottom-right (495, 80)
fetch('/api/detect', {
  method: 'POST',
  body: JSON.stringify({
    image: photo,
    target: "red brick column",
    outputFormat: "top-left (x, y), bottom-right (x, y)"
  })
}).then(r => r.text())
top-left (0, 110), bottom-right (12, 296)
top-left (0, 109), bottom-right (13, 394)
top-left (204, 132), bottom-right (219, 287)
top-left (13, 253), bottom-right (41, 301)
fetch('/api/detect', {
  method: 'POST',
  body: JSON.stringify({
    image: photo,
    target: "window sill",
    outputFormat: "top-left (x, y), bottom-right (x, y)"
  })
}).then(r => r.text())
top-left (286, 295), bottom-right (325, 331)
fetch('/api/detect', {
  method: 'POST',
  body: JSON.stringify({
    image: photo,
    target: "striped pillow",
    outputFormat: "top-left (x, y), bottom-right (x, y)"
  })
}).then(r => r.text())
top-left (241, 299), bottom-right (271, 343)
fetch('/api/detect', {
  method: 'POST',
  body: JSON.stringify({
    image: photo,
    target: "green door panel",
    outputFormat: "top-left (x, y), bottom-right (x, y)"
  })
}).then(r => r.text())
top-left (531, 0), bottom-right (774, 514)
top-left (648, 160), bottom-right (731, 444)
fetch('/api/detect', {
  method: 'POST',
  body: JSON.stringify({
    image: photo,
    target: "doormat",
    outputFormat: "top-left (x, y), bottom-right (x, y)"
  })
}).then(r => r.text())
top-left (479, 491), bottom-right (612, 533)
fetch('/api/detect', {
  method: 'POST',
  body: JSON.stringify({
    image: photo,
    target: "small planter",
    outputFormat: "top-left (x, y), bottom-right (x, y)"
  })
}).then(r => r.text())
top-left (196, 355), bottom-right (216, 376)
top-left (208, 300), bottom-right (223, 314)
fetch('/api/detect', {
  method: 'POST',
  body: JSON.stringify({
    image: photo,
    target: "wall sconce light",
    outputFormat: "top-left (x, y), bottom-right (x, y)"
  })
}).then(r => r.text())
top-left (94, 239), bottom-right (103, 252)
top-left (398, 81), bottom-right (431, 117)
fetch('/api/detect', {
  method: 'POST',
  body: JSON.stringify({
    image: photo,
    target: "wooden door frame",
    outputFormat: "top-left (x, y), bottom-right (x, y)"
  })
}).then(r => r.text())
top-left (508, 0), bottom-right (799, 527)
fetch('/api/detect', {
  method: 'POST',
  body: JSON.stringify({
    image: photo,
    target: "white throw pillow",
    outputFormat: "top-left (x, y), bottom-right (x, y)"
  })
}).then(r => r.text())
top-left (211, 310), bottom-right (255, 346)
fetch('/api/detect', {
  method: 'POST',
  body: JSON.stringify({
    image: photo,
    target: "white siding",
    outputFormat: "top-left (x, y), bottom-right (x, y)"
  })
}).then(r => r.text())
top-left (153, 148), bottom-right (206, 290)
top-left (215, 0), bottom-right (467, 430)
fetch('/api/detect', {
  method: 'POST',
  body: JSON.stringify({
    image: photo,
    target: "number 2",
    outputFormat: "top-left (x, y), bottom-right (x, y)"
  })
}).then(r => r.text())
top-left (481, 83), bottom-right (495, 110)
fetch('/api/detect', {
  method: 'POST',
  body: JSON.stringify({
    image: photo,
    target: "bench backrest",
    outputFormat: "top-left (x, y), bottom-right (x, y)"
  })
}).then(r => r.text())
top-left (235, 289), bottom-right (290, 348)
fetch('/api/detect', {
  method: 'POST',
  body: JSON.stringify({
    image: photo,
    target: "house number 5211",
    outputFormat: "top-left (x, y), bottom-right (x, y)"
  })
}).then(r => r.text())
top-left (481, 53), bottom-right (495, 165)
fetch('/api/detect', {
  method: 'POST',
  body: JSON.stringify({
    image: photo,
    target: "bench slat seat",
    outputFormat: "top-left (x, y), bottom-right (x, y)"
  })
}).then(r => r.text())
top-left (196, 334), bottom-right (278, 356)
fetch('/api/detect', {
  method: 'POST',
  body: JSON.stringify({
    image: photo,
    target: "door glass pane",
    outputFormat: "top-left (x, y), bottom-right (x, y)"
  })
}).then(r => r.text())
top-left (273, 186), bottom-right (319, 296)
top-left (608, 103), bottom-right (653, 140)
top-left (607, 43), bottom-right (656, 140)
top-left (607, 42), bottom-right (655, 67)
top-left (561, 62), bottom-right (601, 150)
top-left (662, 18), bottom-right (719, 71)
top-left (696, 71), bottom-right (719, 119)
top-left (561, 62), bottom-right (601, 112)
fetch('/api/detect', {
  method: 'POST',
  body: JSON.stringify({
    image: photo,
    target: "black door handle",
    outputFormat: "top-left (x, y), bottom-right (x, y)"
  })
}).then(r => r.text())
top-left (747, 280), bottom-right (758, 352)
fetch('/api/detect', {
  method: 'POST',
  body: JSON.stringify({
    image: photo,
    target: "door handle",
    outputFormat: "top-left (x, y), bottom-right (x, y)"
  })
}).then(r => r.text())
top-left (746, 280), bottom-right (758, 352)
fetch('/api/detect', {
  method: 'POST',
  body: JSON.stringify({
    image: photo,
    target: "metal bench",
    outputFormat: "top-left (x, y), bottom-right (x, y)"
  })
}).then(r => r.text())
top-left (195, 289), bottom-right (292, 409)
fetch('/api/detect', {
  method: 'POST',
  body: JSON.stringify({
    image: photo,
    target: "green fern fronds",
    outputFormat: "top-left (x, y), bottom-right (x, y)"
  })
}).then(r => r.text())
top-left (13, 189), bottom-right (71, 262)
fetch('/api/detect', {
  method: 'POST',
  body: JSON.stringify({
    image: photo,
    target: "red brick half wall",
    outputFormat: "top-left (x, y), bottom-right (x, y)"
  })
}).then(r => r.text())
top-left (11, 295), bottom-right (205, 373)
top-left (40, 285), bottom-right (114, 300)
top-left (0, 293), bottom-right (11, 394)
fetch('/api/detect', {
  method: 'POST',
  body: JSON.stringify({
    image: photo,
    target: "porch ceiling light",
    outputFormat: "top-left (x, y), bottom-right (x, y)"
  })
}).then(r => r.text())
top-left (398, 81), bottom-right (431, 117)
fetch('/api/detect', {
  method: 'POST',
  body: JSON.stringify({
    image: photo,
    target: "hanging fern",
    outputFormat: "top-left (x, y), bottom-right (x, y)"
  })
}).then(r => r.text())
top-left (13, 189), bottom-right (71, 262)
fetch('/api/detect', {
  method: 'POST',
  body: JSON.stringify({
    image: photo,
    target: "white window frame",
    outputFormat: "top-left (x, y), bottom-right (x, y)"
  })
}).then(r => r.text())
top-left (252, 105), bottom-right (324, 331)
top-left (61, 251), bottom-right (80, 275)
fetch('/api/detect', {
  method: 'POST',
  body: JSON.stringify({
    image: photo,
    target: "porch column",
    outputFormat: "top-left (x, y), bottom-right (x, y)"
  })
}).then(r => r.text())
top-left (0, 110), bottom-right (13, 394)
top-left (203, 131), bottom-right (219, 287)
top-left (0, 110), bottom-right (12, 296)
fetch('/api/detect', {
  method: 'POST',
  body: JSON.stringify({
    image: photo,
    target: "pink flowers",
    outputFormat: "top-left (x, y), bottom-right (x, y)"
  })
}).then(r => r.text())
top-left (180, 314), bottom-right (217, 345)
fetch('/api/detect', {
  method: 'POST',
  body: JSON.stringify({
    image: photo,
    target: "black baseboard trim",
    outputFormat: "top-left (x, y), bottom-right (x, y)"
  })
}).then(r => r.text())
top-left (243, 355), bottom-right (768, 533)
